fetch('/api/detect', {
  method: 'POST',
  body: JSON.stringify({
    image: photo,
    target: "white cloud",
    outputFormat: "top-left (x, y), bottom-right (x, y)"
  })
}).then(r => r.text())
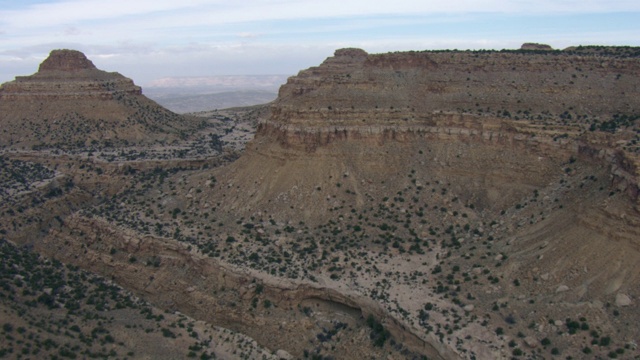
top-left (3, 1), bottom-right (640, 31)
top-left (0, 0), bottom-right (638, 84)
top-left (0, 0), bottom-right (211, 29)
top-left (61, 26), bottom-right (84, 36)
top-left (237, 32), bottom-right (263, 39)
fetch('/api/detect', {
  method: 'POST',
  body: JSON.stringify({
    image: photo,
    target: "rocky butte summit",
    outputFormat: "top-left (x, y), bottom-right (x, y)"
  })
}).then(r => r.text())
top-left (0, 49), bottom-right (199, 150)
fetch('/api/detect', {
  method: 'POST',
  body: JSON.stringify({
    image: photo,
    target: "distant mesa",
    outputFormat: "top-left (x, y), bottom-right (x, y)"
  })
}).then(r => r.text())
top-left (334, 48), bottom-right (369, 58)
top-left (520, 43), bottom-right (553, 51)
top-left (146, 75), bottom-right (289, 90)
top-left (2, 48), bottom-right (142, 98)
top-left (0, 49), bottom-right (198, 150)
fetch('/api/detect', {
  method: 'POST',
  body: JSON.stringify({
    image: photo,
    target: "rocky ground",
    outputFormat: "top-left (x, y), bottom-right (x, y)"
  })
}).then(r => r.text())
top-left (2, 106), bottom-right (638, 359)
top-left (1, 46), bottom-right (639, 360)
top-left (0, 239), bottom-right (280, 360)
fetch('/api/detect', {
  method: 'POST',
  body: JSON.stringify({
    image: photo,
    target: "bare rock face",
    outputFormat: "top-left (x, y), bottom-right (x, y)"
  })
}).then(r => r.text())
top-left (214, 46), bottom-right (640, 222)
top-left (269, 47), bottom-right (639, 133)
top-left (0, 49), bottom-right (198, 149)
top-left (38, 49), bottom-right (98, 72)
top-left (1, 49), bottom-right (142, 100)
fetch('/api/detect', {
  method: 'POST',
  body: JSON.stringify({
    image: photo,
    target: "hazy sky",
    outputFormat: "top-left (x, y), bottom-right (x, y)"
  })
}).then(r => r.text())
top-left (1, 0), bottom-right (639, 85)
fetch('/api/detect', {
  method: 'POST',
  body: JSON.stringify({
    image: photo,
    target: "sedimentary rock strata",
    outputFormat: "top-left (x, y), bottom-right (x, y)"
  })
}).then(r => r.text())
top-left (0, 49), bottom-right (199, 149)
top-left (215, 47), bottom-right (639, 223)
top-left (2, 45), bottom-right (640, 360)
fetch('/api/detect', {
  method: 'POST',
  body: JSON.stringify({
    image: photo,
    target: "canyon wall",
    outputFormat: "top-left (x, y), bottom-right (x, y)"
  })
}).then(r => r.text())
top-left (211, 47), bottom-right (640, 222)
top-left (269, 47), bottom-right (639, 129)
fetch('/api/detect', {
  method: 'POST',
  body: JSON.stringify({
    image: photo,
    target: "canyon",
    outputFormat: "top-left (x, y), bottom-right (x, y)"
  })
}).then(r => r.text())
top-left (0, 46), bottom-right (639, 359)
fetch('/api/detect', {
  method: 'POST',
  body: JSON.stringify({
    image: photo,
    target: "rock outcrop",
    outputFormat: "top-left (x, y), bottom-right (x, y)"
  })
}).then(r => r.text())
top-left (0, 49), bottom-right (200, 149)
top-left (212, 47), bottom-right (640, 222)
top-left (267, 47), bottom-right (638, 133)
top-left (1, 49), bottom-right (142, 100)
top-left (197, 46), bottom-right (640, 359)
top-left (34, 214), bottom-right (452, 360)
top-left (38, 49), bottom-right (102, 72)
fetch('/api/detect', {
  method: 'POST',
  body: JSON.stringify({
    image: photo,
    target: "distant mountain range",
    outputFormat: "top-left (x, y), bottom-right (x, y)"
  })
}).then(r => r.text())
top-left (145, 75), bottom-right (289, 89)
top-left (143, 75), bottom-right (288, 113)
top-left (145, 89), bottom-right (278, 113)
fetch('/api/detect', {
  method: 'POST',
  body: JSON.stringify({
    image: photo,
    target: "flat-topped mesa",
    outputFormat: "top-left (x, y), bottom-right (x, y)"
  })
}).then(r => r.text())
top-left (0, 49), bottom-right (141, 99)
top-left (0, 49), bottom-right (197, 149)
top-left (520, 42), bottom-right (553, 51)
top-left (238, 47), bottom-right (640, 214)
top-left (265, 46), bottom-right (640, 138)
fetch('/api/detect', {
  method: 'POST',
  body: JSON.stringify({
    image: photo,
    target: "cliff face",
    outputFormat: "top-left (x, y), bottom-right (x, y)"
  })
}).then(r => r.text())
top-left (214, 47), bottom-right (640, 222)
top-left (194, 46), bottom-right (640, 359)
top-left (38, 49), bottom-right (102, 72)
top-left (268, 47), bottom-right (639, 132)
top-left (0, 49), bottom-right (198, 149)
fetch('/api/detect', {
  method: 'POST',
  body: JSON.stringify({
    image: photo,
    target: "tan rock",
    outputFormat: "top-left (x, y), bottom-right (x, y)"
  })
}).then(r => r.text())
top-left (524, 336), bottom-right (538, 348)
top-left (540, 273), bottom-right (550, 281)
top-left (275, 349), bottom-right (293, 359)
top-left (616, 293), bottom-right (632, 307)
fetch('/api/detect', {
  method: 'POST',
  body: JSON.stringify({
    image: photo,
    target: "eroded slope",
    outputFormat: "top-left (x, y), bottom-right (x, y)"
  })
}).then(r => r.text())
top-left (0, 49), bottom-right (202, 150)
top-left (2, 46), bottom-right (640, 360)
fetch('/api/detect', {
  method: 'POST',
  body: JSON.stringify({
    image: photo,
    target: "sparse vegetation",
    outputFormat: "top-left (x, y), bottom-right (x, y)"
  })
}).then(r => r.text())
top-left (0, 45), bottom-right (638, 360)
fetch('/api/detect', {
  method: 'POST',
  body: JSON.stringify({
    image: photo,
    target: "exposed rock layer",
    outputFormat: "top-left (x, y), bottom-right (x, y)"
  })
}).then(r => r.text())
top-left (38, 49), bottom-right (99, 72)
top-left (202, 48), bottom-right (640, 357)
top-left (214, 47), bottom-right (640, 216)
top-left (0, 49), bottom-right (199, 149)
top-left (269, 47), bottom-right (639, 131)
top-left (32, 214), bottom-right (453, 359)
top-left (1, 49), bottom-right (141, 100)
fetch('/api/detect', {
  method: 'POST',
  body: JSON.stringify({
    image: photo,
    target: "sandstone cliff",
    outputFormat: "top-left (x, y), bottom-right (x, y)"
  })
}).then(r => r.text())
top-left (213, 47), bottom-right (639, 222)
top-left (193, 47), bottom-right (640, 358)
top-left (269, 47), bottom-right (639, 131)
top-left (2, 49), bottom-right (142, 99)
top-left (0, 49), bottom-right (201, 149)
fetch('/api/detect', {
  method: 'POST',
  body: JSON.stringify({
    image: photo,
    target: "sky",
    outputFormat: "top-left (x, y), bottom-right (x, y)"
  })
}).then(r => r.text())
top-left (1, 0), bottom-right (639, 86)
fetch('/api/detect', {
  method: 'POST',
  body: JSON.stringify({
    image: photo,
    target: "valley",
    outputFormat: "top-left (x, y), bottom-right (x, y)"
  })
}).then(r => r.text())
top-left (1, 46), bottom-right (639, 359)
